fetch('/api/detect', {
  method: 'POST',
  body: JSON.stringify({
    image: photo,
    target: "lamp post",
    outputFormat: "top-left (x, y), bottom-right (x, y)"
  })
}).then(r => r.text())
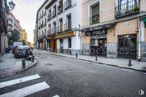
top-left (8, 1), bottom-right (15, 11)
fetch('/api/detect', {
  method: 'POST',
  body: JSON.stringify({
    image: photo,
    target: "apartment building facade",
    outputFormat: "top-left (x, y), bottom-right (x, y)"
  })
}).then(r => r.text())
top-left (20, 29), bottom-right (28, 44)
top-left (82, 0), bottom-right (146, 61)
top-left (7, 12), bottom-right (21, 33)
top-left (36, 0), bottom-right (82, 54)
top-left (0, 0), bottom-right (9, 54)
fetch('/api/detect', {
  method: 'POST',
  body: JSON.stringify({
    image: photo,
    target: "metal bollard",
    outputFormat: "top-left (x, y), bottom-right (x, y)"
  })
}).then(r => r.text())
top-left (95, 54), bottom-right (97, 61)
top-left (76, 53), bottom-right (78, 59)
top-left (22, 59), bottom-right (26, 68)
top-left (31, 56), bottom-right (35, 62)
top-left (128, 59), bottom-right (132, 67)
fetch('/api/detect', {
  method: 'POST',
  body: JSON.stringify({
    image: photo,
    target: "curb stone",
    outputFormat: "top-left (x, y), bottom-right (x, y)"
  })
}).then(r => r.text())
top-left (0, 59), bottom-right (37, 78)
top-left (51, 53), bottom-right (146, 73)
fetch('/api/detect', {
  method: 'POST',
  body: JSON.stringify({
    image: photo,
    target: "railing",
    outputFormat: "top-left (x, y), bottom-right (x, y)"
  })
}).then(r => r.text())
top-left (90, 14), bottom-right (99, 25)
top-left (115, 1), bottom-right (139, 18)
top-left (64, 0), bottom-right (72, 10)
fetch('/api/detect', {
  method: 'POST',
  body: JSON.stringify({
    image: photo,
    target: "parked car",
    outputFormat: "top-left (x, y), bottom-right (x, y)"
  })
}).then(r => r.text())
top-left (14, 46), bottom-right (30, 58)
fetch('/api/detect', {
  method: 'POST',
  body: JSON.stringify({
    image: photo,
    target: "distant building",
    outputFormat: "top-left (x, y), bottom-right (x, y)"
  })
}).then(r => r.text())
top-left (7, 12), bottom-right (21, 33)
top-left (20, 29), bottom-right (28, 45)
top-left (33, 27), bottom-right (38, 48)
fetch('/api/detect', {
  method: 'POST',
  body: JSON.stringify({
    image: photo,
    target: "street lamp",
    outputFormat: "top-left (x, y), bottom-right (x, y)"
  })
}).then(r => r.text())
top-left (8, 1), bottom-right (15, 11)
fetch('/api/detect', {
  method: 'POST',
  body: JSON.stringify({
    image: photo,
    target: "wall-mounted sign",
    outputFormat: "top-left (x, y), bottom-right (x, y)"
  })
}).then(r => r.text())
top-left (85, 29), bottom-right (107, 37)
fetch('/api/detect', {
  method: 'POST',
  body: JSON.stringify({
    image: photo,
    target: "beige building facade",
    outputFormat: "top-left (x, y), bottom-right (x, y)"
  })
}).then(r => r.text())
top-left (20, 29), bottom-right (28, 45)
top-left (82, 0), bottom-right (146, 61)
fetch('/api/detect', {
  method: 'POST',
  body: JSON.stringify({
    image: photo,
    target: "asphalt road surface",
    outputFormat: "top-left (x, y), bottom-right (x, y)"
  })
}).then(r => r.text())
top-left (0, 50), bottom-right (146, 97)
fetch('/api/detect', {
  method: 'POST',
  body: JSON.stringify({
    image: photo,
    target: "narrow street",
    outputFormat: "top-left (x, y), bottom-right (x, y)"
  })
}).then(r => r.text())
top-left (0, 51), bottom-right (145, 97)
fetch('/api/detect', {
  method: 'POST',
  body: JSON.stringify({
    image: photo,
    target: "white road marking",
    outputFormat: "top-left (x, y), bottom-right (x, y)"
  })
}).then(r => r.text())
top-left (0, 82), bottom-right (50, 97)
top-left (53, 95), bottom-right (60, 97)
top-left (0, 74), bottom-right (40, 89)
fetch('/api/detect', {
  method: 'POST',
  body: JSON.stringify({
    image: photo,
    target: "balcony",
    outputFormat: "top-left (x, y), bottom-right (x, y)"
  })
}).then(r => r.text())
top-left (115, 1), bottom-right (139, 18)
top-left (64, 23), bottom-right (72, 31)
top-left (64, 0), bottom-right (72, 10)
top-left (90, 14), bottom-right (99, 25)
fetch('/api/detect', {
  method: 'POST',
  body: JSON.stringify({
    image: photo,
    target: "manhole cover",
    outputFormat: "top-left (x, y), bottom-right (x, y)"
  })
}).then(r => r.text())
top-left (45, 63), bottom-right (53, 65)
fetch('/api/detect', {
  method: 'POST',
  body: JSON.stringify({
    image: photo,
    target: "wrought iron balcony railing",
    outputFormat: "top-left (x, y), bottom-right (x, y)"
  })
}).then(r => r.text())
top-left (90, 14), bottom-right (99, 25)
top-left (115, 1), bottom-right (139, 18)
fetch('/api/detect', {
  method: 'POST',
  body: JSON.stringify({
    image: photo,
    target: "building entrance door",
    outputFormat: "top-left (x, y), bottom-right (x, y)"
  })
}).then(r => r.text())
top-left (60, 39), bottom-right (63, 53)
top-left (118, 34), bottom-right (137, 59)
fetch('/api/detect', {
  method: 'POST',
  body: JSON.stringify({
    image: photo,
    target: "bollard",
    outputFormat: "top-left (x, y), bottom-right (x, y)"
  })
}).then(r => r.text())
top-left (76, 53), bottom-right (78, 59)
top-left (31, 56), bottom-right (35, 62)
top-left (22, 59), bottom-right (26, 68)
top-left (95, 54), bottom-right (97, 61)
top-left (128, 59), bottom-right (132, 67)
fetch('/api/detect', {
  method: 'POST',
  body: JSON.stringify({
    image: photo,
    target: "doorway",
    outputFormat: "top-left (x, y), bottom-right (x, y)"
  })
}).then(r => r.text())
top-left (118, 34), bottom-right (137, 59)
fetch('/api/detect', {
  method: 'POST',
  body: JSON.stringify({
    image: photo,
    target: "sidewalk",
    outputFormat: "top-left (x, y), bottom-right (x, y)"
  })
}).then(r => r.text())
top-left (36, 50), bottom-right (146, 72)
top-left (0, 53), bottom-right (37, 78)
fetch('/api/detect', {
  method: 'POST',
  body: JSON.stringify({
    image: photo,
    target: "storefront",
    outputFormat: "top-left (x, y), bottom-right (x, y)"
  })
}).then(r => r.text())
top-left (85, 29), bottom-right (107, 56)
top-left (56, 31), bottom-right (76, 54)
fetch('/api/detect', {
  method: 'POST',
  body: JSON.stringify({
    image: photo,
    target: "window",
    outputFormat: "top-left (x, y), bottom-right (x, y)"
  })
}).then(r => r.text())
top-left (58, 0), bottom-right (63, 14)
top-left (68, 38), bottom-right (72, 48)
top-left (59, 18), bottom-right (63, 32)
top-left (116, 0), bottom-right (139, 18)
top-left (90, 3), bottom-right (99, 25)
top-left (66, 14), bottom-right (71, 30)
top-left (53, 22), bottom-right (56, 34)
top-left (48, 10), bottom-right (51, 21)
top-left (64, 0), bottom-right (72, 10)
top-left (48, 24), bottom-right (51, 35)
top-left (52, 5), bottom-right (56, 18)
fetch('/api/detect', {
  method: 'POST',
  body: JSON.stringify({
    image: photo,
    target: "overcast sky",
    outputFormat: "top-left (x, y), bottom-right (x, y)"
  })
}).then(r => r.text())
top-left (9, 0), bottom-right (45, 43)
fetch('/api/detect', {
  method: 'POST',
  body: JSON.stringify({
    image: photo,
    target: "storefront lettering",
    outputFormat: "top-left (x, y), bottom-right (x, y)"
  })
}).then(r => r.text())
top-left (85, 29), bottom-right (107, 37)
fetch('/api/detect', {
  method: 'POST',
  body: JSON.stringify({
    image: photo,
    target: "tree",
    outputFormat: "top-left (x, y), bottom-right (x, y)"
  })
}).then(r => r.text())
top-left (8, 29), bottom-right (20, 45)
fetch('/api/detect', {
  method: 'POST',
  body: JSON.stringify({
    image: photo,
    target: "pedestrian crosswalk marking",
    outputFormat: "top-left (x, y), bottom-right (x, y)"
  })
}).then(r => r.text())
top-left (0, 74), bottom-right (40, 89)
top-left (0, 82), bottom-right (50, 97)
top-left (53, 95), bottom-right (60, 97)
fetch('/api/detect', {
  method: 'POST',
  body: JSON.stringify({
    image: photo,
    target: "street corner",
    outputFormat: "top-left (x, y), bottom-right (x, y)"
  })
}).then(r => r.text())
top-left (0, 57), bottom-right (38, 78)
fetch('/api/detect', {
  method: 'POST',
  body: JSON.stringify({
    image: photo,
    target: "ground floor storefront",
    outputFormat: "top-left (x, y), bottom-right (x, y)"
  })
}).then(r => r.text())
top-left (47, 31), bottom-right (81, 54)
top-left (82, 18), bottom-right (146, 61)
